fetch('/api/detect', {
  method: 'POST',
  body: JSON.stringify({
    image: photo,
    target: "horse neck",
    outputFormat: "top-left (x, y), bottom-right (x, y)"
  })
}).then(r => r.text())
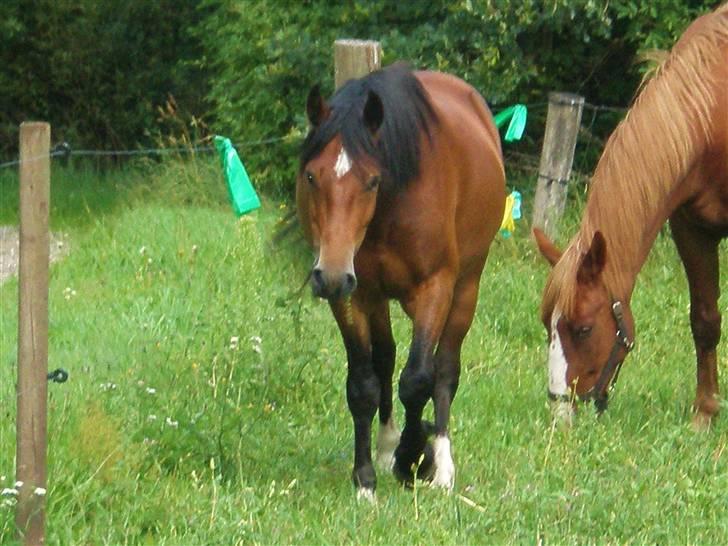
top-left (560, 7), bottom-right (726, 306)
top-left (576, 177), bottom-right (676, 303)
top-left (573, 124), bottom-right (709, 304)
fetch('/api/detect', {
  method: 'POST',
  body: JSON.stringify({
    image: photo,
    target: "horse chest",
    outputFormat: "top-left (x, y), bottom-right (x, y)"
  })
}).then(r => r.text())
top-left (354, 243), bottom-right (426, 300)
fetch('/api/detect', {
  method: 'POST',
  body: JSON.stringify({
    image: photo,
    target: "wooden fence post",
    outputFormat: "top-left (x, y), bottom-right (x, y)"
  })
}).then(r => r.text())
top-left (531, 92), bottom-right (584, 240)
top-left (16, 121), bottom-right (50, 546)
top-left (334, 39), bottom-right (382, 90)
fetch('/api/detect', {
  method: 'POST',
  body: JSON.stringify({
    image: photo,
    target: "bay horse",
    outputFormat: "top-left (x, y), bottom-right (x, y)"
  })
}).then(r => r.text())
top-left (297, 63), bottom-right (505, 499)
top-left (535, 4), bottom-right (728, 427)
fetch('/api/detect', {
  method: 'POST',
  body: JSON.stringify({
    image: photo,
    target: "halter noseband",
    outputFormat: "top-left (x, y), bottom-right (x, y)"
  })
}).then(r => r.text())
top-left (548, 300), bottom-right (634, 412)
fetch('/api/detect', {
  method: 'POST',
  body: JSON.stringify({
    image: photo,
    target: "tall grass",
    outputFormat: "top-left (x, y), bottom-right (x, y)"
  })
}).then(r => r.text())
top-left (0, 160), bottom-right (726, 545)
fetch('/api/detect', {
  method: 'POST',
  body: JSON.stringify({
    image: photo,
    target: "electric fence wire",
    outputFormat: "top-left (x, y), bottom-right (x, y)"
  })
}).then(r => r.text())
top-left (0, 135), bottom-right (291, 170)
top-left (0, 101), bottom-right (628, 171)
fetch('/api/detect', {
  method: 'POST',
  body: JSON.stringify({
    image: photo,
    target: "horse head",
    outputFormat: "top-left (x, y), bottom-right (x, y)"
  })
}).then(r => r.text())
top-left (297, 84), bottom-right (385, 300)
top-left (534, 228), bottom-right (635, 421)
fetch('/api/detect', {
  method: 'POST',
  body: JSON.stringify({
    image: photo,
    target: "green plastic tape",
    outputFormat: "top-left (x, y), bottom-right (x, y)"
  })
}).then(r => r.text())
top-left (493, 104), bottom-right (528, 142)
top-left (214, 135), bottom-right (261, 216)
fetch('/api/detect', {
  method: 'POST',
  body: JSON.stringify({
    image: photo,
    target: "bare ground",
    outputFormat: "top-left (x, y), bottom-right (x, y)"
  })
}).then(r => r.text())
top-left (0, 226), bottom-right (69, 283)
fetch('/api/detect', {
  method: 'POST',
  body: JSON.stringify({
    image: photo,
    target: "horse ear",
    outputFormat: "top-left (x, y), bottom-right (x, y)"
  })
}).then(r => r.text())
top-left (363, 90), bottom-right (384, 135)
top-left (533, 228), bottom-right (562, 267)
top-left (577, 231), bottom-right (607, 285)
top-left (306, 84), bottom-right (330, 127)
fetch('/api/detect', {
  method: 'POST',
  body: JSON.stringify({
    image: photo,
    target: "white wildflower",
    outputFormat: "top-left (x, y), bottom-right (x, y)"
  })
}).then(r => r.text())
top-left (33, 487), bottom-right (46, 496)
top-left (145, 387), bottom-right (156, 395)
top-left (139, 246), bottom-right (147, 255)
top-left (165, 417), bottom-right (179, 428)
top-left (63, 287), bottom-right (77, 300)
top-left (100, 382), bottom-right (117, 391)
top-left (148, 414), bottom-right (158, 421)
top-left (15, 481), bottom-right (23, 488)
top-left (1, 488), bottom-right (18, 496)
top-left (229, 336), bottom-right (239, 350)
top-left (250, 335), bottom-right (262, 354)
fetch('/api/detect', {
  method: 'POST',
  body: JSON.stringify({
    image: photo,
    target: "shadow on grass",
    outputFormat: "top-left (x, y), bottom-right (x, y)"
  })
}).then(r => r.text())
top-left (0, 156), bottom-right (230, 231)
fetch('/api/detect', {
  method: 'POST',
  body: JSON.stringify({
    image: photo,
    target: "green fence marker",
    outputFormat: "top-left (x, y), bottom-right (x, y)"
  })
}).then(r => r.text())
top-left (493, 104), bottom-right (528, 142)
top-left (214, 135), bottom-right (261, 216)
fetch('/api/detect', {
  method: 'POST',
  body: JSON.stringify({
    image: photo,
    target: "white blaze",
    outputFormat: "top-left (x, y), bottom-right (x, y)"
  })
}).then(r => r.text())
top-left (548, 310), bottom-right (569, 396)
top-left (334, 146), bottom-right (352, 178)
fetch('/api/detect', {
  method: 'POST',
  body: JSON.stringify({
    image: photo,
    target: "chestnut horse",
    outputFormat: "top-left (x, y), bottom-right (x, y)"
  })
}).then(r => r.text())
top-left (297, 64), bottom-right (505, 499)
top-left (535, 5), bottom-right (728, 427)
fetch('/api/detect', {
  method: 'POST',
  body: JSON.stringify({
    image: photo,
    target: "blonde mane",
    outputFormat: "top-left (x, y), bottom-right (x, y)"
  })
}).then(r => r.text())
top-left (544, 4), bottom-right (728, 317)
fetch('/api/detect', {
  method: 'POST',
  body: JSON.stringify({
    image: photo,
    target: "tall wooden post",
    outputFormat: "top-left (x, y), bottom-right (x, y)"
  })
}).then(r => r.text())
top-left (532, 92), bottom-right (584, 240)
top-left (16, 122), bottom-right (50, 546)
top-left (334, 39), bottom-right (382, 90)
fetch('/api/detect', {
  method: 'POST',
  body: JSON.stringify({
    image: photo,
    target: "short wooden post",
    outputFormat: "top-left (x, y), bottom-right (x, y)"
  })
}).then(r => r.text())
top-left (532, 92), bottom-right (584, 239)
top-left (16, 122), bottom-right (50, 546)
top-left (334, 39), bottom-right (382, 90)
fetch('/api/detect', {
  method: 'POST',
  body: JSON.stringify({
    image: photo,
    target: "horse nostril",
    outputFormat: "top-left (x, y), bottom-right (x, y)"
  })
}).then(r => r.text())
top-left (311, 268), bottom-right (325, 293)
top-left (343, 272), bottom-right (357, 295)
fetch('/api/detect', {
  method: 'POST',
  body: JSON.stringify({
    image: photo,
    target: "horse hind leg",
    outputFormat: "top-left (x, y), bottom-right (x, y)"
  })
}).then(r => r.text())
top-left (670, 213), bottom-right (722, 429)
top-left (370, 302), bottom-right (400, 470)
top-left (430, 271), bottom-right (482, 489)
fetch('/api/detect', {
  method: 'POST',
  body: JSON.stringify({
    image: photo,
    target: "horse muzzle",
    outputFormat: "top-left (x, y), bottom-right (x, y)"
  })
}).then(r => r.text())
top-left (311, 267), bottom-right (357, 300)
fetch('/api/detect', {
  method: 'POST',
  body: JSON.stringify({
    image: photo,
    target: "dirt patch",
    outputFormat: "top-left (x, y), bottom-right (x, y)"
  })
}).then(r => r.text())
top-left (0, 226), bottom-right (69, 283)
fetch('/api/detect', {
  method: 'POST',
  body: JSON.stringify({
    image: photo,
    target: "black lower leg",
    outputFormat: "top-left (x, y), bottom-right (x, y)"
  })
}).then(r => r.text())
top-left (372, 338), bottom-right (396, 425)
top-left (347, 363), bottom-right (380, 491)
top-left (393, 340), bottom-right (435, 483)
top-left (433, 350), bottom-right (460, 435)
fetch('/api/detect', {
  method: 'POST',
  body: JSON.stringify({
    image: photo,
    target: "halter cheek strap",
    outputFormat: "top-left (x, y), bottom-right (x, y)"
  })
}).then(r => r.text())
top-left (547, 300), bottom-right (634, 409)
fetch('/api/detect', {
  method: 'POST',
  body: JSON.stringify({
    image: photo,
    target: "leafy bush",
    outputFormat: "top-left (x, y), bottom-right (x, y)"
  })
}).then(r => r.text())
top-left (1, 1), bottom-right (716, 195)
top-left (0, 0), bottom-right (208, 156)
top-left (198, 0), bottom-right (716, 196)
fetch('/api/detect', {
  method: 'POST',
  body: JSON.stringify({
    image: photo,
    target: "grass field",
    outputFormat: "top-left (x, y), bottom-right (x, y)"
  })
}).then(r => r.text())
top-left (0, 159), bottom-right (726, 545)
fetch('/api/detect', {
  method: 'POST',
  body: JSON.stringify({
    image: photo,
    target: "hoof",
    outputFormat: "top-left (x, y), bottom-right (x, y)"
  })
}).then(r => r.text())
top-left (356, 487), bottom-right (376, 504)
top-left (393, 442), bottom-right (434, 487)
top-left (691, 412), bottom-right (713, 432)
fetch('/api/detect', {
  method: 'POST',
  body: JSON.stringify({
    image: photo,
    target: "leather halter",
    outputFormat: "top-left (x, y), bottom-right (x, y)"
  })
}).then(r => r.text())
top-left (548, 300), bottom-right (634, 411)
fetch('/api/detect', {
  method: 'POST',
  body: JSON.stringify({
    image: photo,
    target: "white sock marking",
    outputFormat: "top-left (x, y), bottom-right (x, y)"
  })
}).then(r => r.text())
top-left (430, 436), bottom-right (455, 490)
top-left (376, 418), bottom-right (400, 471)
top-left (334, 146), bottom-right (352, 178)
top-left (356, 487), bottom-right (376, 504)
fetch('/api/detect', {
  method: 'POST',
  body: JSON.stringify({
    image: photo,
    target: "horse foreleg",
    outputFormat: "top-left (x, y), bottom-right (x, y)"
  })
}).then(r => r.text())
top-left (670, 213), bottom-right (722, 429)
top-left (430, 271), bottom-right (482, 489)
top-left (370, 303), bottom-right (400, 470)
top-left (330, 298), bottom-right (379, 500)
top-left (394, 273), bottom-right (454, 485)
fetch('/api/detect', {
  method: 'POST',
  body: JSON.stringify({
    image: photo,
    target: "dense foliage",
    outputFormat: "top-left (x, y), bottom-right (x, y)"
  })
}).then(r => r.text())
top-left (0, 0), bottom-right (207, 155)
top-left (2, 0), bottom-right (719, 193)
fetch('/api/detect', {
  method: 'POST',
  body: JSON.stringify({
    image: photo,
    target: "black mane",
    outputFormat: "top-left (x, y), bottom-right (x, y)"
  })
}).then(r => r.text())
top-left (300, 63), bottom-right (437, 190)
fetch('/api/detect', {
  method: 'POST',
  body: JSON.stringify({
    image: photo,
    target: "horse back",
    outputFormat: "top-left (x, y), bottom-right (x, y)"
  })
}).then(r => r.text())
top-left (413, 71), bottom-right (506, 263)
top-left (674, 6), bottom-right (728, 232)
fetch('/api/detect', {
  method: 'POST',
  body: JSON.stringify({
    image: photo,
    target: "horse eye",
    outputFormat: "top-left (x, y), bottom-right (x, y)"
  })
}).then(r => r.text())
top-left (365, 176), bottom-right (380, 192)
top-left (305, 172), bottom-right (316, 186)
top-left (574, 325), bottom-right (593, 339)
